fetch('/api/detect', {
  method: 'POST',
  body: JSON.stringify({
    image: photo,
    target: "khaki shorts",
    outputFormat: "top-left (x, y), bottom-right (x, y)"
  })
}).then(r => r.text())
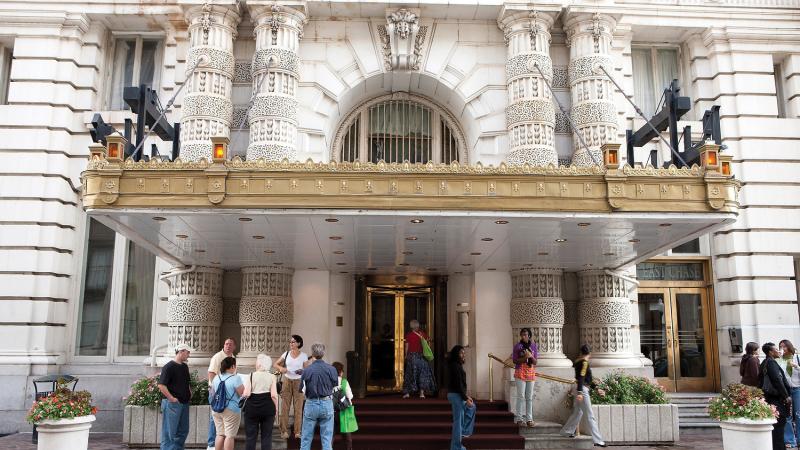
top-left (212, 408), bottom-right (241, 437)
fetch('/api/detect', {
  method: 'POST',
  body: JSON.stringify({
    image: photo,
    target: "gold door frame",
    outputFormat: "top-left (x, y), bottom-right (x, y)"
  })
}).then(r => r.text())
top-left (640, 286), bottom-right (716, 392)
top-left (365, 287), bottom-right (434, 392)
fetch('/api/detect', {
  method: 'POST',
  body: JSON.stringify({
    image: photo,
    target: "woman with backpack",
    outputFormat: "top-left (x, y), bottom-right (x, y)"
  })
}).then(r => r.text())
top-left (779, 340), bottom-right (800, 449)
top-left (332, 362), bottom-right (357, 450)
top-left (242, 354), bottom-right (279, 450)
top-left (402, 319), bottom-right (436, 399)
top-left (211, 356), bottom-right (245, 450)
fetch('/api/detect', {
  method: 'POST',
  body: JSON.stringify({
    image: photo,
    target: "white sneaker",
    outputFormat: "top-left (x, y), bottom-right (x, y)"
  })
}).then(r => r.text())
top-left (207, 447), bottom-right (215, 450)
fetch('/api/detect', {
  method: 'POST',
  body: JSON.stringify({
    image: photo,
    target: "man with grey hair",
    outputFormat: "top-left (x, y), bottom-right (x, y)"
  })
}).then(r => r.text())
top-left (298, 343), bottom-right (339, 450)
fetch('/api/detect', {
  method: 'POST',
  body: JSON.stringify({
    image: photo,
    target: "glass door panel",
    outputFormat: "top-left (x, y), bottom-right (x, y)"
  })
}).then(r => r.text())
top-left (673, 289), bottom-right (713, 391)
top-left (367, 291), bottom-right (399, 391)
top-left (638, 289), bottom-right (674, 391)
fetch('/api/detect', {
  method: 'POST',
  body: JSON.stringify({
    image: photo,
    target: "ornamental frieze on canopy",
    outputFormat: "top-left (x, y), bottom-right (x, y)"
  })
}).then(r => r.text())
top-left (81, 156), bottom-right (740, 214)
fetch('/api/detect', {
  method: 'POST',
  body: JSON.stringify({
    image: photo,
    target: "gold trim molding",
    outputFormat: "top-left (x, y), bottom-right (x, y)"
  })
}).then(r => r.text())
top-left (81, 157), bottom-right (740, 214)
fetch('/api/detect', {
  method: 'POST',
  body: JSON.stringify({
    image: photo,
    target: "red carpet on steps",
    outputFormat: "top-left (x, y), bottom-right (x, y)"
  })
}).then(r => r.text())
top-left (286, 395), bottom-right (524, 450)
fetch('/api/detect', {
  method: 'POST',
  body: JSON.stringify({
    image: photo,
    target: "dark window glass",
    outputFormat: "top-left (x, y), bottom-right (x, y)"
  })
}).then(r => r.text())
top-left (120, 240), bottom-right (155, 356)
top-left (77, 219), bottom-right (116, 356)
top-left (672, 238), bottom-right (700, 254)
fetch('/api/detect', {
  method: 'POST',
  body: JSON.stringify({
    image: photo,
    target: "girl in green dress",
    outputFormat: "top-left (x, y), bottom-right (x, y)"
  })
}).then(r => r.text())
top-left (332, 362), bottom-right (358, 450)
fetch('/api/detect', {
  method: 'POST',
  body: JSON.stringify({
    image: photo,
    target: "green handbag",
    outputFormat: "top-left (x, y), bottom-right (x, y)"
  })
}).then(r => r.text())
top-left (417, 332), bottom-right (434, 361)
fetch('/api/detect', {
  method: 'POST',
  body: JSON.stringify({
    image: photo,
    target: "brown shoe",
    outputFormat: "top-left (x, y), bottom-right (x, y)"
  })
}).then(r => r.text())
top-left (280, 432), bottom-right (289, 439)
top-left (527, 421), bottom-right (536, 428)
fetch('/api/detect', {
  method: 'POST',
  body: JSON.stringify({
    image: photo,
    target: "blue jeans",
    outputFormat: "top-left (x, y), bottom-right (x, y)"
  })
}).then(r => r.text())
top-left (161, 400), bottom-right (189, 450)
top-left (784, 387), bottom-right (800, 446)
top-left (300, 398), bottom-right (334, 450)
top-left (207, 392), bottom-right (216, 447)
top-left (447, 393), bottom-right (476, 450)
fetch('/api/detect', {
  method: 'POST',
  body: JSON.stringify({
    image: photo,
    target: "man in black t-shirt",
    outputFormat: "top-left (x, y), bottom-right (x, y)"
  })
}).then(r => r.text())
top-left (158, 344), bottom-right (192, 450)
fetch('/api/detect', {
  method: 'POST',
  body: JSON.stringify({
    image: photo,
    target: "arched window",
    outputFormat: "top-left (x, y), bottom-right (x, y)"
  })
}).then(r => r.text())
top-left (333, 94), bottom-right (467, 164)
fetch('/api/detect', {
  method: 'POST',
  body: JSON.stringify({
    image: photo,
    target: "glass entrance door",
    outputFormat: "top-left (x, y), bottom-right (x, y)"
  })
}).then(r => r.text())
top-left (366, 287), bottom-right (433, 392)
top-left (638, 287), bottom-right (715, 392)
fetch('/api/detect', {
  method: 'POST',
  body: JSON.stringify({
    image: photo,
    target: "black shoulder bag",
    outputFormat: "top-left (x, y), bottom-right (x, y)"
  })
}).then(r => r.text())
top-left (761, 360), bottom-right (780, 397)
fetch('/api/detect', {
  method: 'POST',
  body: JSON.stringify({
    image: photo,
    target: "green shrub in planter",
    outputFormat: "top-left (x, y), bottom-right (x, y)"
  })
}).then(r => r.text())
top-left (125, 371), bottom-right (209, 408)
top-left (708, 383), bottom-right (777, 421)
top-left (589, 371), bottom-right (668, 405)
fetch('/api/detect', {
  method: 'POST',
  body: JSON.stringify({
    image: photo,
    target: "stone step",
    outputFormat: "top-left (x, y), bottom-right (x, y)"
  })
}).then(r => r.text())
top-left (518, 421), bottom-right (565, 436)
top-left (524, 434), bottom-right (594, 449)
top-left (679, 411), bottom-right (713, 418)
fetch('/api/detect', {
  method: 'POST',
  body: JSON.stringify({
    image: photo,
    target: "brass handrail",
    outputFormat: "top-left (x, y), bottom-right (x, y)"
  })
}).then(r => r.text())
top-left (487, 353), bottom-right (575, 402)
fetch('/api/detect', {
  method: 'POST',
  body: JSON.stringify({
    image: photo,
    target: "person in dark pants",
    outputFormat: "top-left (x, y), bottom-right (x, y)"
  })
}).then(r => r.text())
top-left (740, 341), bottom-right (761, 387)
top-left (446, 345), bottom-right (476, 450)
top-left (761, 342), bottom-right (793, 450)
top-left (242, 354), bottom-right (279, 450)
top-left (158, 344), bottom-right (192, 450)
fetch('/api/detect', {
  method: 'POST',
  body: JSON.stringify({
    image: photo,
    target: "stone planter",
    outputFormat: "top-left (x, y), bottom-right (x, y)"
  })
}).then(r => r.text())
top-left (589, 404), bottom-right (680, 445)
top-left (122, 405), bottom-right (209, 447)
top-left (36, 415), bottom-right (95, 450)
top-left (719, 418), bottom-right (776, 450)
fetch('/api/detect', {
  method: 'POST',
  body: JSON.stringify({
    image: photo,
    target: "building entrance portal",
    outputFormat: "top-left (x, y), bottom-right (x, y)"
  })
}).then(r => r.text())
top-left (638, 261), bottom-right (719, 392)
top-left (366, 287), bottom-right (433, 392)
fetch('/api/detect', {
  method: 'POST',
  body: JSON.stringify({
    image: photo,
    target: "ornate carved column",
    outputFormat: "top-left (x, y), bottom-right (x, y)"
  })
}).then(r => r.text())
top-left (510, 268), bottom-right (571, 367)
top-left (564, 13), bottom-right (618, 167)
top-left (577, 270), bottom-right (640, 367)
top-left (500, 11), bottom-right (558, 166)
top-left (239, 266), bottom-right (294, 359)
top-left (179, 2), bottom-right (241, 162)
top-left (166, 267), bottom-right (224, 357)
top-left (246, 3), bottom-right (306, 161)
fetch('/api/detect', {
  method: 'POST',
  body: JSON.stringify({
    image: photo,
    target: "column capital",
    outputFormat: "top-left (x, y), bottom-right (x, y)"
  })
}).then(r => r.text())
top-left (249, 2), bottom-right (308, 31)
top-left (497, 7), bottom-right (558, 36)
top-left (182, 1), bottom-right (242, 29)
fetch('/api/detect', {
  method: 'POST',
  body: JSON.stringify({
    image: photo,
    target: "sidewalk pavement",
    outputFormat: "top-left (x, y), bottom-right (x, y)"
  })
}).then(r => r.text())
top-left (0, 429), bottom-right (724, 450)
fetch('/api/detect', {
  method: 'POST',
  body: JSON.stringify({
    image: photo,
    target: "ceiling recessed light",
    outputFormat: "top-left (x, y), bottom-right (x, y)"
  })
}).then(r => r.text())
top-left (427, 268), bottom-right (437, 271)
top-left (470, 252), bottom-right (482, 255)
top-left (603, 252), bottom-right (615, 256)
top-left (329, 236), bottom-right (342, 240)
top-left (629, 239), bottom-right (641, 243)
top-left (555, 238), bottom-right (567, 243)
top-left (252, 235), bottom-right (264, 240)
top-left (339, 271), bottom-right (349, 274)
top-left (238, 217), bottom-right (252, 222)
top-left (264, 249), bottom-right (275, 254)
top-left (524, 263), bottom-right (534, 267)
top-left (336, 262), bottom-right (346, 266)
top-left (461, 263), bottom-right (472, 266)
top-left (176, 234), bottom-right (188, 239)
top-left (454, 271), bottom-right (463, 275)
top-left (537, 252), bottom-right (549, 256)
top-left (333, 250), bottom-right (345, 255)
top-left (273, 262), bottom-right (283, 266)
top-left (402, 251), bottom-right (413, 255)
top-left (325, 218), bottom-right (339, 223)
top-left (211, 261), bottom-right (220, 265)
top-left (659, 223), bottom-right (672, 227)
top-left (578, 222), bottom-right (591, 227)
top-left (399, 263), bottom-right (410, 266)
top-left (153, 216), bottom-right (166, 221)
top-left (488, 268), bottom-right (497, 271)
top-left (405, 236), bottom-right (418, 241)
top-left (481, 237), bottom-right (494, 242)
top-left (195, 249), bottom-right (206, 253)
top-left (307, 267), bottom-right (318, 270)
top-left (410, 219), bottom-right (424, 224)
top-left (495, 220), bottom-right (509, 224)
top-left (367, 267), bottom-right (377, 271)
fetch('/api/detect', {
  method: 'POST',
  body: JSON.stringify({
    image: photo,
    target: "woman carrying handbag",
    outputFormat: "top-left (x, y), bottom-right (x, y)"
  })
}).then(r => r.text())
top-left (332, 362), bottom-right (358, 450)
top-left (761, 342), bottom-right (793, 450)
top-left (273, 335), bottom-right (309, 439)
top-left (242, 354), bottom-right (279, 450)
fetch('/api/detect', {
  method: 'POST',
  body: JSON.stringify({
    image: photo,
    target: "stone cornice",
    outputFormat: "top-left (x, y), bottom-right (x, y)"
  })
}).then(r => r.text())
top-left (81, 157), bottom-right (740, 215)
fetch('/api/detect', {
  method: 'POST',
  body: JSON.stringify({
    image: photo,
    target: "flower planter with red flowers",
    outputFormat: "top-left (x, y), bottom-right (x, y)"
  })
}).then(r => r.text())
top-left (27, 379), bottom-right (97, 450)
top-left (709, 383), bottom-right (777, 450)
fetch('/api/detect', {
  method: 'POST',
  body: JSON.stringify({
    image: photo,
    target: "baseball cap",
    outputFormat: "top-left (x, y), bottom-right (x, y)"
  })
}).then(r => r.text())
top-left (175, 343), bottom-right (193, 353)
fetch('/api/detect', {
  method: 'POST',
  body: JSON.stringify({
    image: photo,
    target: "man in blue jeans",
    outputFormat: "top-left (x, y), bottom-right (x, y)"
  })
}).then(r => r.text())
top-left (158, 344), bottom-right (192, 450)
top-left (299, 343), bottom-right (339, 450)
top-left (207, 338), bottom-right (236, 449)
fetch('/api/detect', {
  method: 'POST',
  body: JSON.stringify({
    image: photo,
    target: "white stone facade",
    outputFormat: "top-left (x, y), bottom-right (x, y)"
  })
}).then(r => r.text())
top-left (0, 0), bottom-right (798, 434)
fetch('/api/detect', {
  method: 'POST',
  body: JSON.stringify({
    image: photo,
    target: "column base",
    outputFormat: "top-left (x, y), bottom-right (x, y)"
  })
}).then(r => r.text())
top-left (535, 353), bottom-right (574, 368)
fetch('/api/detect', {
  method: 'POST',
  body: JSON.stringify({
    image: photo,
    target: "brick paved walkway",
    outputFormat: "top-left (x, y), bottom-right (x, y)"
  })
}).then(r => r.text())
top-left (0, 429), bottom-right (724, 450)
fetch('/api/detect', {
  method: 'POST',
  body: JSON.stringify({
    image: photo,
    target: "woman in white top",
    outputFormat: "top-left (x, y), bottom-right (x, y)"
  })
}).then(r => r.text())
top-left (779, 340), bottom-right (800, 448)
top-left (242, 354), bottom-right (279, 450)
top-left (273, 334), bottom-right (310, 439)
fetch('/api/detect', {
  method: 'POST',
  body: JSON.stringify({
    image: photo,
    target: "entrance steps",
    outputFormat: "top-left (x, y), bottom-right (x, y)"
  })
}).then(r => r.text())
top-left (668, 392), bottom-right (720, 428)
top-left (230, 396), bottom-right (588, 449)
